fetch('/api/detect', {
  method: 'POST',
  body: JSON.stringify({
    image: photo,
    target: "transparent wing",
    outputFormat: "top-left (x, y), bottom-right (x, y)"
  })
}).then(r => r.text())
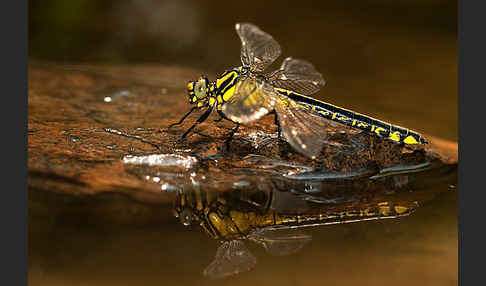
top-left (236, 23), bottom-right (282, 74)
top-left (223, 78), bottom-right (328, 158)
top-left (268, 189), bottom-right (311, 213)
top-left (248, 229), bottom-right (312, 256)
top-left (221, 76), bottom-right (276, 124)
top-left (203, 240), bottom-right (257, 279)
top-left (275, 97), bottom-right (328, 159)
top-left (267, 57), bottom-right (325, 95)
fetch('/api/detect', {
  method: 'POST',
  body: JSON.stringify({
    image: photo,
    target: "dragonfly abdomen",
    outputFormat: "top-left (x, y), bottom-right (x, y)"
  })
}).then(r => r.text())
top-left (277, 89), bottom-right (427, 145)
top-left (266, 202), bottom-right (415, 231)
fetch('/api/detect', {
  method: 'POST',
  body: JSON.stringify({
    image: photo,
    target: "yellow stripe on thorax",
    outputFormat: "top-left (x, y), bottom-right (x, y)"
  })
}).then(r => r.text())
top-left (215, 71), bottom-right (239, 102)
top-left (222, 85), bottom-right (236, 102)
top-left (216, 71), bottom-right (238, 90)
top-left (208, 212), bottom-right (239, 237)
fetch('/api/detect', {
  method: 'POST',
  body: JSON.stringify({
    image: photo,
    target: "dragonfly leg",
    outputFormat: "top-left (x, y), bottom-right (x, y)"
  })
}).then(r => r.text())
top-left (216, 110), bottom-right (232, 122)
top-left (273, 112), bottom-right (282, 139)
top-left (169, 107), bottom-right (197, 128)
top-left (225, 123), bottom-right (240, 149)
top-left (213, 116), bottom-right (224, 123)
top-left (179, 106), bottom-right (213, 141)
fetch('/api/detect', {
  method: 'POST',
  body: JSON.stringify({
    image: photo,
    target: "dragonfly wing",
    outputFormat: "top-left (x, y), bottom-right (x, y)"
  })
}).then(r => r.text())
top-left (275, 98), bottom-right (328, 158)
top-left (267, 57), bottom-right (325, 95)
top-left (269, 189), bottom-right (311, 213)
top-left (236, 23), bottom-right (282, 73)
top-left (221, 76), bottom-right (276, 124)
top-left (203, 240), bottom-right (257, 279)
top-left (248, 229), bottom-right (312, 256)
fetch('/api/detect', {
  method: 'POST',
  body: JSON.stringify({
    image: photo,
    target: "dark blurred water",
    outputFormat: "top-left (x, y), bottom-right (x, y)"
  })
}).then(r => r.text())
top-left (29, 183), bottom-right (457, 285)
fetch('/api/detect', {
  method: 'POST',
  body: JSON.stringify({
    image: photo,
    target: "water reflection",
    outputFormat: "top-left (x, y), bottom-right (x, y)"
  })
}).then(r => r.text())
top-left (171, 164), bottom-right (454, 279)
top-left (28, 160), bottom-right (456, 285)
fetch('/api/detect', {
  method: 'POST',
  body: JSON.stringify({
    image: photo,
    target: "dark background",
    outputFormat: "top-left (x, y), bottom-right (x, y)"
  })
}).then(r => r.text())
top-left (29, 0), bottom-right (457, 140)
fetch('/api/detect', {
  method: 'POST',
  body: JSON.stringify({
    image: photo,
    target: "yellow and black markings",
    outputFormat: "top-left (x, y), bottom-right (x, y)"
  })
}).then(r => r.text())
top-left (174, 189), bottom-right (414, 241)
top-left (184, 63), bottom-right (427, 148)
top-left (184, 65), bottom-right (426, 146)
top-left (177, 22), bottom-right (428, 157)
top-left (216, 70), bottom-right (239, 102)
top-left (278, 89), bottom-right (427, 145)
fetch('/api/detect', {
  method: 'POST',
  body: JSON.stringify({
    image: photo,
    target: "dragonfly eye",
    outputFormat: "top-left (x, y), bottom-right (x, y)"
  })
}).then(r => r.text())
top-left (194, 78), bottom-right (208, 99)
top-left (179, 208), bottom-right (193, 226)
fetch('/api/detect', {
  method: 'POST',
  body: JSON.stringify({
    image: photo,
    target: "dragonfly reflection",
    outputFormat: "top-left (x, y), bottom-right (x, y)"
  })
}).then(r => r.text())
top-left (173, 182), bottom-right (417, 279)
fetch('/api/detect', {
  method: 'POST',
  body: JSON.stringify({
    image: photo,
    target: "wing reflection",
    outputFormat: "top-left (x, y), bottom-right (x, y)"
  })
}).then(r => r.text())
top-left (248, 228), bottom-right (312, 256)
top-left (203, 240), bottom-right (256, 279)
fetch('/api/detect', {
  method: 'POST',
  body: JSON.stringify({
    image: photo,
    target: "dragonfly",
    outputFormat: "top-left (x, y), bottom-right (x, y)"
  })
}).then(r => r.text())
top-left (169, 23), bottom-right (428, 159)
top-left (174, 187), bottom-right (416, 279)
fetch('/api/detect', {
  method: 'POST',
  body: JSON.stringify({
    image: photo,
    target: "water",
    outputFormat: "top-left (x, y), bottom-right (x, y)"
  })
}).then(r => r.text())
top-left (28, 177), bottom-right (456, 285)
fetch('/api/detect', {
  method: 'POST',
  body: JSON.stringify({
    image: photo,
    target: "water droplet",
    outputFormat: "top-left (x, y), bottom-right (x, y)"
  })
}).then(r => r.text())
top-left (116, 90), bottom-right (131, 97)
top-left (304, 182), bottom-right (321, 193)
top-left (71, 136), bottom-right (81, 143)
top-left (104, 96), bottom-right (112, 103)
top-left (174, 148), bottom-right (192, 152)
top-left (122, 154), bottom-right (197, 169)
top-left (161, 183), bottom-right (178, 192)
top-left (105, 144), bottom-right (117, 150)
top-left (233, 181), bottom-right (250, 188)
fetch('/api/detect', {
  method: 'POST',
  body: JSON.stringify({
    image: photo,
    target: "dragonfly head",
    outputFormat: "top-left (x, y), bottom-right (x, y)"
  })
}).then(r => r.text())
top-left (173, 190), bottom-right (229, 240)
top-left (187, 76), bottom-right (210, 108)
top-left (173, 191), bottom-right (197, 226)
top-left (173, 199), bottom-right (198, 227)
top-left (174, 205), bottom-right (220, 239)
top-left (177, 207), bottom-right (194, 226)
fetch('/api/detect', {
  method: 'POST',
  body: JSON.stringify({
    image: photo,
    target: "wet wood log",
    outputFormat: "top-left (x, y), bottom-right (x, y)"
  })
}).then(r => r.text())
top-left (28, 63), bottom-right (457, 224)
